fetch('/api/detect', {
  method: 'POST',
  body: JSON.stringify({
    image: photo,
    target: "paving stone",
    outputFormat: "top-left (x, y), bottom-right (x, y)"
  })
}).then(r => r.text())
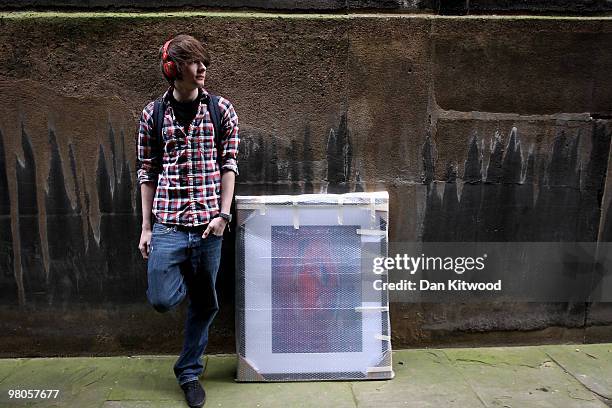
top-left (0, 359), bottom-right (28, 383)
top-left (351, 349), bottom-right (485, 407)
top-left (444, 346), bottom-right (607, 408)
top-left (201, 355), bottom-right (357, 408)
top-left (102, 401), bottom-right (185, 408)
top-left (543, 344), bottom-right (612, 400)
top-left (105, 356), bottom-right (184, 402)
top-left (1, 346), bottom-right (612, 407)
top-left (0, 357), bottom-right (117, 407)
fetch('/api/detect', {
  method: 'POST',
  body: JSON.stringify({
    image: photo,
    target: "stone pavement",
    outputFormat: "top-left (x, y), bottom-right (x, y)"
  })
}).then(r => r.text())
top-left (1, 344), bottom-right (611, 407)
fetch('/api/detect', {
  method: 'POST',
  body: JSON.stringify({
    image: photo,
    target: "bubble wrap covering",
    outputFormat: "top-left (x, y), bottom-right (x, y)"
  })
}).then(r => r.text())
top-left (235, 192), bottom-right (394, 382)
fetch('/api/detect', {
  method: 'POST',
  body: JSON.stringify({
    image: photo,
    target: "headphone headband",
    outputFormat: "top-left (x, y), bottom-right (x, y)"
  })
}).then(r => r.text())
top-left (162, 39), bottom-right (172, 62)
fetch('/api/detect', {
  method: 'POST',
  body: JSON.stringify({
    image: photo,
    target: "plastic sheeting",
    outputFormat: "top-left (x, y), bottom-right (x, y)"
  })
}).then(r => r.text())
top-left (235, 192), bottom-right (394, 381)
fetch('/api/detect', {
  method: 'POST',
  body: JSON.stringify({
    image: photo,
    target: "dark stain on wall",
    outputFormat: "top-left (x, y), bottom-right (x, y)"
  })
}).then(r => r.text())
top-left (418, 121), bottom-right (612, 346)
top-left (421, 135), bottom-right (440, 241)
top-left (82, 173), bottom-right (106, 301)
top-left (302, 126), bottom-right (314, 194)
top-left (95, 128), bottom-right (145, 304)
top-left (236, 116), bottom-right (353, 195)
top-left (454, 135), bottom-right (483, 241)
top-left (45, 131), bottom-right (85, 308)
top-left (7, 123), bottom-right (149, 307)
top-left (236, 132), bottom-right (265, 195)
top-left (16, 128), bottom-right (46, 305)
top-left (579, 121), bottom-right (612, 241)
top-left (422, 121), bottom-right (612, 242)
top-left (288, 140), bottom-right (300, 194)
top-left (97, 144), bottom-right (112, 215)
top-left (0, 131), bottom-right (16, 304)
top-left (480, 131), bottom-right (514, 242)
top-left (327, 114), bottom-right (352, 194)
top-left (266, 137), bottom-right (279, 193)
top-left (603, 202), bottom-right (612, 241)
top-left (421, 133), bottom-right (435, 186)
top-left (116, 133), bottom-right (134, 214)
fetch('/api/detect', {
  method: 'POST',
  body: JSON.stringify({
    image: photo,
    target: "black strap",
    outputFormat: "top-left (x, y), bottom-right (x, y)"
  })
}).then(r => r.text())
top-left (207, 95), bottom-right (223, 170)
top-left (153, 97), bottom-right (165, 149)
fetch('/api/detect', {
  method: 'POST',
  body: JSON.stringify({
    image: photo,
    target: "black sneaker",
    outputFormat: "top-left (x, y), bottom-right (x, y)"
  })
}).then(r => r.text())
top-left (180, 380), bottom-right (206, 407)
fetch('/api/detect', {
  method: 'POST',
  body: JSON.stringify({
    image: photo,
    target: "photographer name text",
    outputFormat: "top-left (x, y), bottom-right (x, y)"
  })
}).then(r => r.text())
top-left (373, 279), bottom-right (502, 291)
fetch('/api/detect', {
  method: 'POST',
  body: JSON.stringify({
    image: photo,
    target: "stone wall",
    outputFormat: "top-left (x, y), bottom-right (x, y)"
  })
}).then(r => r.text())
top-left (0, 12), bottom-right (611, 355)
top-left (1, 1), bottom-right (612, 14)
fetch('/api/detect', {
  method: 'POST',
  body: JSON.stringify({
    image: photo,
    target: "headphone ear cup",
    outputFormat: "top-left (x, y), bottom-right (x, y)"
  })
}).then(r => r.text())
top-left (163, 61), bottom-right (177, 79)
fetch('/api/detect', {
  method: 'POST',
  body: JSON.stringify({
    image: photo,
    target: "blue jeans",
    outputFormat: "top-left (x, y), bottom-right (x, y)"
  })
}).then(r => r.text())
top-left (146, 222), bottom-right (223, 386)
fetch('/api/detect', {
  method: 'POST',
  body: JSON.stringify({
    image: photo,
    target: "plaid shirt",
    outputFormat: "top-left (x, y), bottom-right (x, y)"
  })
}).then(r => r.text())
top-left (136, 88), bottom-right (240, 226)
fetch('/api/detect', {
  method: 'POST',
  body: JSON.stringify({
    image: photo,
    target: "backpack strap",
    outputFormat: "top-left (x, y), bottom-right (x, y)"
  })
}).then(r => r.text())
top-left (207, 94), bottom-right (223, 170)
top-left (152, 97), bottom-right (165, 148)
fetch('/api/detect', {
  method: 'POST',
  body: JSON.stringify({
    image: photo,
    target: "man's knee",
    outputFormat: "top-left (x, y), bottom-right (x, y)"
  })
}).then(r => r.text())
top-left (151, 301), bottom-right (172, 313)
top-left (147, 290), bottom-right (179, 313)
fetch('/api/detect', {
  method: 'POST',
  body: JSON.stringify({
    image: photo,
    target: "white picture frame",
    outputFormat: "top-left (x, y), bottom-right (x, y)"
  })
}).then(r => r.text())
top-left (236, 192), bottom-right (393, 381)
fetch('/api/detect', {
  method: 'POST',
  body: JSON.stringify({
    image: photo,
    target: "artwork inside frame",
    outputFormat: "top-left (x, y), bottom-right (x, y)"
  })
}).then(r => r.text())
top-left (235, 192), bottom-right (393, 382)
top-left (271, 225), bottom-right (363, 355)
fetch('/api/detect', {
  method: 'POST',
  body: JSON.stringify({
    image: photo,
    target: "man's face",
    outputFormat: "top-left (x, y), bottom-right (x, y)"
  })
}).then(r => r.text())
top-left (177, 60), bottom-right (206, 89)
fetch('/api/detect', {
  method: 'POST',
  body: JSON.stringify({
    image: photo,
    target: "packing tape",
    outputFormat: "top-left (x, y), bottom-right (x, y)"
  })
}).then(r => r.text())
top-left (356, 229), bottom-right (386, 236)
top-left (355, 306), bottom-right (389, 312)
top-left (237, 356), bottom-right (265, 382)
top-left (292, 199), bottom-right (299, 229)
top-left (236, 203), bottom-right (388, 210)
top-left (370, 196), bottom-right (376, 225)
top-left (375, 334), bottom-right (391, 341)
top-left (240, 356), bottom-right (259, 372)
top-left (366, 366), bottom-right (393, 373)
top-left (236, 198), bottom-right (267, 215)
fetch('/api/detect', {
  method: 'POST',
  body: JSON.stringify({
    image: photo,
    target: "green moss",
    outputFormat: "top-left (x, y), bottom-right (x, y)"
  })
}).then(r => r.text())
top-left (0, 11), bottom-right (348, 20)
top-left (1, 11), bottom-right (610, 21)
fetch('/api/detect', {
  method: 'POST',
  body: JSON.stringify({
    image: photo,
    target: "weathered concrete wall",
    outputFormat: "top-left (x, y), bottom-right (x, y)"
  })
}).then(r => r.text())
top-left (0, 13), bottom-right (611, 356)
top-left (1, 0), bottom-right (612, 14)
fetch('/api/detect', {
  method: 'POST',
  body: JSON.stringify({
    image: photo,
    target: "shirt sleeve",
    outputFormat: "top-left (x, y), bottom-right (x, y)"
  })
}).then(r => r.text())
top-left (136, 102), bottom-right (162, 184)
top-left (219, 99), bottom-right (240, 175)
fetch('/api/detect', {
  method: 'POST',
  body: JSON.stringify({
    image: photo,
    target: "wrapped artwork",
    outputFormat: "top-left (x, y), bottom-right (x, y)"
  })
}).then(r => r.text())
top-left (235, 192), bottom-right (393, 381)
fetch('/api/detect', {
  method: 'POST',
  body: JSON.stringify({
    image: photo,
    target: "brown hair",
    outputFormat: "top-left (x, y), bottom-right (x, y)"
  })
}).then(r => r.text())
top-left (160, 34), bottom-right (211, 84)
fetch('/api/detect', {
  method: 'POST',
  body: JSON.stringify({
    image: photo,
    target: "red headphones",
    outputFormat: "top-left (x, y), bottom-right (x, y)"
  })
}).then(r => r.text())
top-left (162, 40), bottom-right (178, 79)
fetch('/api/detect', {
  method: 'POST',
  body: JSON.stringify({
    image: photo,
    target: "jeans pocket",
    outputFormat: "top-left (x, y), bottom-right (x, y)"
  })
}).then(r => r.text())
top-left (152, 223), bottom-right (174, 236)
top-left (206, 232), bottom-right (224, 241)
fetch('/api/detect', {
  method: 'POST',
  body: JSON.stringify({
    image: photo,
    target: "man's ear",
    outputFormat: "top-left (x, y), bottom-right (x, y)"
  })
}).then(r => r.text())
top-left (174, 63), bottom-right (183, 81)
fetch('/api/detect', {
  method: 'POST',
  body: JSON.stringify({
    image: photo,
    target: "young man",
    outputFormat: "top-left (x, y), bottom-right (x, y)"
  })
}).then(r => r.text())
top-left (136, 35), bottom-right (239, 408)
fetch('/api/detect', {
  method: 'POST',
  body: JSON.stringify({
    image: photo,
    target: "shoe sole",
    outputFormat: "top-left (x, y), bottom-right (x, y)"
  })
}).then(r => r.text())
top-left (189, 400), bottom-right (204, 408)
top-left (189, 395), bottom-right (205, 407)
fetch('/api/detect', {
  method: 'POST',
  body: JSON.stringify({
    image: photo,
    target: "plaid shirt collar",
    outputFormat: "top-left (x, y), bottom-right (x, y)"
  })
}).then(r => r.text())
top-left (162, 87), bottom-right (211, 105)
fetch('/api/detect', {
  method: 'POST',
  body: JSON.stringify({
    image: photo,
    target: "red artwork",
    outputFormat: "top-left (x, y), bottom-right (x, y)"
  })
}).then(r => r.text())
top-left (272, 226), bottom-right (362, 354)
